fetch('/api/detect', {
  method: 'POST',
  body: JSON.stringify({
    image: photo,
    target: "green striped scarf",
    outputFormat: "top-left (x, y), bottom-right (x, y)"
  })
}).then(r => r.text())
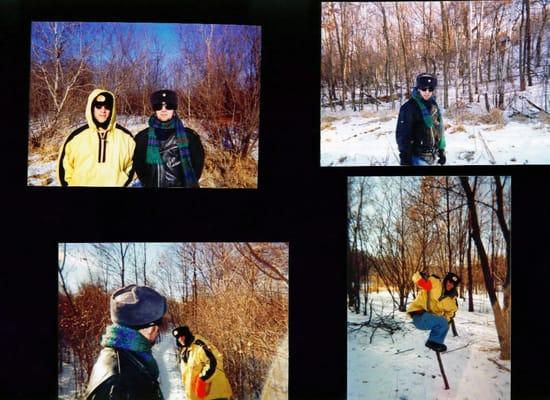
top-left (101, 324), bottom-right (159, 379)
top-left (145, 113), bottom-right (199, 187)
top-left (411, 88), bottom-right (446, 150)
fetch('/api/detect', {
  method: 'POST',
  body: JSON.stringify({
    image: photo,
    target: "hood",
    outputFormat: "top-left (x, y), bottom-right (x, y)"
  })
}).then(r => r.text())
top-left (85, 88), bottom-right (117, 131)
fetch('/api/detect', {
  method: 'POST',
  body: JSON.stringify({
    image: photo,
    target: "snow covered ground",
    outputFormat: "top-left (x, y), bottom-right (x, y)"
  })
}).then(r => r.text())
top-left (321, 105), bottom-right (550, 166)
top-left (347, 291), bottom-right (511, 400)
top-left (155, 333), bottom-right (187, 400)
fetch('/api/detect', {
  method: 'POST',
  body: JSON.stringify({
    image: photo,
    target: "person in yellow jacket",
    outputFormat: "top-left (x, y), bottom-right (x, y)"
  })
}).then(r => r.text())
top-left (172, 325), bottom-right (233, 400)
top-left (406, 271), bottom-right (460, 352)
top-left (57, 89), bottom-right (135, 186)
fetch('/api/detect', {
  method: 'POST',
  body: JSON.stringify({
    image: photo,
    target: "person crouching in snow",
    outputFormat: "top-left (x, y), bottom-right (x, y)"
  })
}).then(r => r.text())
top-left (407, 272), bottom-right (460, 352)
top-left (172, 325), bottom-right (233, 400)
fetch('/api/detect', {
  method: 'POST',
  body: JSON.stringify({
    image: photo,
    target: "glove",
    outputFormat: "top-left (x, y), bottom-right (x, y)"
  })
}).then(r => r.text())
top-left (437, 149), bottom-right (446, 165)
top-left (194, 375), bottom-right (210, 399)
top-left (417, 277), bottom-right (432, 291)
top-left (399, 153), bottom-right (412, 166)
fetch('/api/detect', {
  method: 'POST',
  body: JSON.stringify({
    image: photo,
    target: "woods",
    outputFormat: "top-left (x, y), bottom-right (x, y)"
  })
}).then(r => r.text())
top-left (29, 22), bottom-right (261, 187)
top-left (348, 176), bottom-right (511, 360)
top-left (58, 242), bottom-right (288, 399)
top-left (322, 1), bottom-right (548, 114)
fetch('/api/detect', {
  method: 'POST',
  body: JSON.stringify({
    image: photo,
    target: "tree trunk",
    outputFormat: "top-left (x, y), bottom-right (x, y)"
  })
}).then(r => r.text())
top-left (440, 1), bottom-right (450, 108)
top-left (380, 4), bottom-right (393, 98)
top-left (143, 243), bottom-right (147, 285)
top-left (525, 0), bottom-right (532, 87)
top-left (535, 2), bottom-right (547, 67)
top-left (460, 177), bottom-right (510, 360)
top-left (467, 1), bottom-right (473, 102)
top-left (494, 177), bottom-right (511, 311)
top-left (396, 3), bottom-right (411, 98)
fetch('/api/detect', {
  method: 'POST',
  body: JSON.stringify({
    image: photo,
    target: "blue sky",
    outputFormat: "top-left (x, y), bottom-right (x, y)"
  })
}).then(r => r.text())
top-left (31, 21), bottom-right (260, 67)
top-left (58, 242), bottom-right (176, 293)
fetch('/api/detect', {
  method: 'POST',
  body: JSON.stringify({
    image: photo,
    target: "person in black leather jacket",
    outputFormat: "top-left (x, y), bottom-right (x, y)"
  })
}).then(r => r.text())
top-left (85, 285), bottom-right (168, 400)
top-left (395, 73), bottom-right (446, 166)
top-left (133, 89), bottom-right (204, 187)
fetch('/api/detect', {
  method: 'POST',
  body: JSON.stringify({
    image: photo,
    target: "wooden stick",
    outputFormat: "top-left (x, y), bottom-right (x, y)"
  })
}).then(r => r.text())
top-left (436, 351), bottom-right (450, 390)
top-left (450, 319), bottom-right (458, 337)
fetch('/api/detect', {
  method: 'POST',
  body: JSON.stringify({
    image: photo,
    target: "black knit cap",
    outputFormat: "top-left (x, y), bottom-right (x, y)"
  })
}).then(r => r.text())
top-left (416, 73), bottom-right (437, 89)
top-left (172, 325), bottom-right (194, 347)
top-left (91, 92), bottom-right (113, 110)
top-left (150, 89), bottom-right (178, 110)
top-left (110, 284), bottom-right (167, 328)
top-left (443, 272), bottom-right (460, 286)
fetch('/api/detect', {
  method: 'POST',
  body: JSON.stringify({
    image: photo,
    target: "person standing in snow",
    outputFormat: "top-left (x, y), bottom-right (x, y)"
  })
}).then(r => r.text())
top-left (395, 73), bottom-right (446, 166)
top-left (57, 89), bottom-right (135, 186)
top-left (133, 89), bottom-right (205, 187)
top-left (407, 272), bottom-right (460, 352)
top-left (85, 285), bottom-right (167, 400)
top-left (172, 325), bottom-right (233, 400)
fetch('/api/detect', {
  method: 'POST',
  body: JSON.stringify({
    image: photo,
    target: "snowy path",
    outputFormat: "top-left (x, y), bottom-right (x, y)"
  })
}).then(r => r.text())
top-left (348, 293), bottom-right (511, 400)
top-left (321, 110), bottom-right (550, 166)
top-left (154, 334), bottom-right (187, 400)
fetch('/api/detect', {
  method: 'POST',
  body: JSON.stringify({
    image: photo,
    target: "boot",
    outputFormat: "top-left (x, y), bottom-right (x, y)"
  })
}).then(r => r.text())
top-left (425, 340), bottom-right (447, 352)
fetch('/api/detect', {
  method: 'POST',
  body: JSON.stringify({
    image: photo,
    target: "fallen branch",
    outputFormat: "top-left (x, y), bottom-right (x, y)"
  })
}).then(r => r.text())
top-left (519, 96), bottom-right (549, 114)
top-left (443, 341), bottom-right (472, 354)
top-left (488, 357), bottom-right (511, 372)
top-left (394, 348), bottom-right (414, 355)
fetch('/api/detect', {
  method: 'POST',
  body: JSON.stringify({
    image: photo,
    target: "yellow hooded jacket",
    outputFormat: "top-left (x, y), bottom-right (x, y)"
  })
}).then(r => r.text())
top-left (57, 89), bottom-right (135, 186)
top-left (406, 272), bottom-right (458, 322)
top-left (180, 334), bottom-right (233, 400)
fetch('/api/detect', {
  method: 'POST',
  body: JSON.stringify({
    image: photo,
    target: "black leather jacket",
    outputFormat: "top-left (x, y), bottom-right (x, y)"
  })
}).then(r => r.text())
top-left (395, 98), bottom-right (443, 164)
top-left (134, 127), bottom-right (205, 188)
top-left (85, 347), bottom-right (164, 400)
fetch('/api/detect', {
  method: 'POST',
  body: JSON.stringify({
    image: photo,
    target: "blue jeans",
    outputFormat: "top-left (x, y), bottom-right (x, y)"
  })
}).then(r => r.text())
top-left (411, 155), bottom-right (433, 166)
top-left (412, 312), bottom-right (449, 344)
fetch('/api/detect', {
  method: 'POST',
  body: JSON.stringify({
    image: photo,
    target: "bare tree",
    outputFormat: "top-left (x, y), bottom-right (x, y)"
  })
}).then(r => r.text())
top-left (30, 22), bottom-right (93, 146)
top-left (459, 177), bottom-right (510, 360)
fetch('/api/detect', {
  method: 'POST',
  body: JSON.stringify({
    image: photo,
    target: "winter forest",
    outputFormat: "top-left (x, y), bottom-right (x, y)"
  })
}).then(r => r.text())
top-left (321, 1), bottom-right (550, 166)
top-left (28, 22), bottom-right (261, 187)
top-left (347, 176), bottom-right (511, 399)
top-left (58, 242), bottom-right (288, 400)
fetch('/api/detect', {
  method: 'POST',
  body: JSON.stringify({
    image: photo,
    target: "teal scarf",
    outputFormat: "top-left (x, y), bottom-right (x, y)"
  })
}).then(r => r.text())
top-left (101, 324), bottom-right (159, 379)
top-left (145, 113), bottom-right (199, 187)
top-left (411, 88), bottom-right (446, 150)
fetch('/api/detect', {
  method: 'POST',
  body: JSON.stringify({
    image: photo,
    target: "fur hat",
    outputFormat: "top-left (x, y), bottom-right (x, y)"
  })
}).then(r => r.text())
top-left (150, 89), bottom-right (178, 110)
top-left (110, 285), bottom-right (167, 328)
top-left (415, 73), bottom-right (438, 89)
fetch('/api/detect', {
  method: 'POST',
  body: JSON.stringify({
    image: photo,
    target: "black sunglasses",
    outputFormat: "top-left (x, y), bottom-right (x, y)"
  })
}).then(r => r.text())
top-left (153, 102), bottom-right (176, 111)
top-left (94, 104), bottom-right (112, 111)
top-left (419, 86), bottom-right (434, 92)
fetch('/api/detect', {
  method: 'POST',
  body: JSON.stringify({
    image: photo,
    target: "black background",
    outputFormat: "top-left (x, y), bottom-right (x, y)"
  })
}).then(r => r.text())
top-left (1, 0), bottom-right (549, 399)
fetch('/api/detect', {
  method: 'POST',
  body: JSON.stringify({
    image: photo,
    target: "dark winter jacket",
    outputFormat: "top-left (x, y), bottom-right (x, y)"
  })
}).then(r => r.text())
top-left (395, 97), bottom-right (445, 165)
top-left (133, 126), bottom-right (204, 187)
top-left (85, 347), bottom-right (164, 400)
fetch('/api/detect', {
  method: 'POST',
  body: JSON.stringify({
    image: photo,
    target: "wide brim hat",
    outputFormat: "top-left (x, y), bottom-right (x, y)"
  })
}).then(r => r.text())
top-left (110, 284), bottom-right (167, 328)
